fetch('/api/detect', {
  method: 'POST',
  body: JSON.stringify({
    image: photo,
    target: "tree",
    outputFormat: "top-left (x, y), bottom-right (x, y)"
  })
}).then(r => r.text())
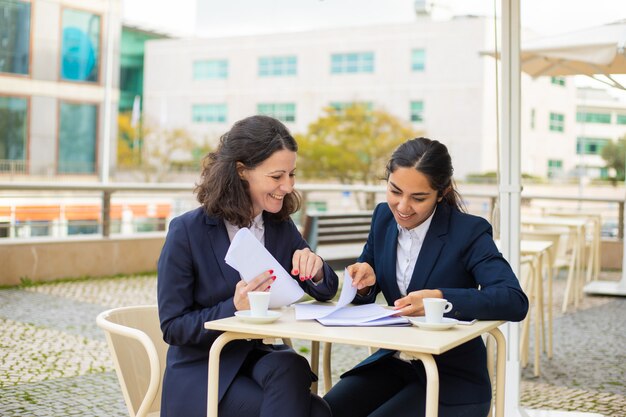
top-left (117, 112), bottom-right (204, 182)
top-left (601, 136), bottom-right (626, 183)
top-left (296, 104), bottom-right (418, 185)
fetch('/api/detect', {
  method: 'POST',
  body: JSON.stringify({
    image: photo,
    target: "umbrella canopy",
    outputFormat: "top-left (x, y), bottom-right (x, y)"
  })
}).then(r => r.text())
top-left (520, 20), bottom-right (626, 89)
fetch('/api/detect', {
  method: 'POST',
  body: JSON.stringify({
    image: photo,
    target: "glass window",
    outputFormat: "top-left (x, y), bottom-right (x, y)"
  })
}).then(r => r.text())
top-left (616, 114), bottom-right (626, 125)
top-left (547, 159), bottom-right (563, 179)
top-left (576, 137), bottom-right (610, 155)
top-left (58, 102), bottom-right (97, 174)
top-left (193, 59), bottom-right (228, 79)
top-left (0, 96), bottom-right (27, 168)
top-left (0, 0), bottom-right (31, 75)
top-left (576, 112), bottom-right (611, 124)
top-left (330, 52), bottom-right (374, 74)
top-left (329, 101), bottom-right (373, 113)
top-left (68, 220), bottom-right (99, 235)
top-left (411, 49), bottom-right (425, 71)
top-left (257, 103), bottom-right (296, 122)
top-left (258, 56), bottom-right (297, 77)
top-left (410, 101), bottom-right (424, 122)
top-left (549, 112), bottom-right (564, 132)
top-left (550, 76), bottom-right (566, 86)
top-left (192, 104), bottom-right (227, 123)
top-left (61, 9), bottom-right (101, 82)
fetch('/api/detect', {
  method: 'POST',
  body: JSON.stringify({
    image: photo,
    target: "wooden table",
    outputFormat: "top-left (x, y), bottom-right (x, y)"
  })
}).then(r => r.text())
top-left (204, 308), bottom-right (506, 417)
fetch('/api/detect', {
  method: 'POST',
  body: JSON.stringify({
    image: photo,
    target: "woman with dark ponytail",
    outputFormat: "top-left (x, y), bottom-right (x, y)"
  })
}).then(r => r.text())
top-left (324, 137), bottom-right (528, 417)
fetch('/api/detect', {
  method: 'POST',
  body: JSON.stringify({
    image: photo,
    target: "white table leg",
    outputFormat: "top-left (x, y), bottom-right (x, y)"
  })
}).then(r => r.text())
top-left (403, 352), bottom-right (439, 417)
top-left (488, 328), bottom-right (506, 417)
top-left (207, 332), bottom-right (259, 417)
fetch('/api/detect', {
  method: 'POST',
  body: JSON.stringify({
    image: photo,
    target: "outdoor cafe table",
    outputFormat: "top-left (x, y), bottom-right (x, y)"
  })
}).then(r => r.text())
top-left (522, 216), bottom-right (587, 312)
top-left (204, 307), bottom-right (506, 417)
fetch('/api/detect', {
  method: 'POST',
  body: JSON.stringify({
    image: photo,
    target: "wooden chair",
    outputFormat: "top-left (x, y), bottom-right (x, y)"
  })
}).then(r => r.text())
top-left (96, 305), bottom-right (167, 417)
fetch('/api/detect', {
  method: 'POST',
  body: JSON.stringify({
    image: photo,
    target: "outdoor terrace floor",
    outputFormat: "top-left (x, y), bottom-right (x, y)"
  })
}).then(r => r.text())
top-left (0, 270), bottom-right (624, 416)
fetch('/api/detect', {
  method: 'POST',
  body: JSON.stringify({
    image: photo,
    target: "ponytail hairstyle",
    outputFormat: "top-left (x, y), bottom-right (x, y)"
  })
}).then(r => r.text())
top-left (385, 137), bottom-right (465, 212)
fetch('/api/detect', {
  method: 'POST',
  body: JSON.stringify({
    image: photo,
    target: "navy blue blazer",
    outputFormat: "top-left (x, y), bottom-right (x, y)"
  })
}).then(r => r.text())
top-left (347, 202), bottom-right (529, 405)
top-left (157, 207), bottom-right (339, 417)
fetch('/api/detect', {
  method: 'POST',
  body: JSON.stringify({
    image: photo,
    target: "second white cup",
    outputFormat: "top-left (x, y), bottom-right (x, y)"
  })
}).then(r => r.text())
top-left (248, 291), bottom-right (271, 317)
top-left (423, 298), bottom-right (453, 323)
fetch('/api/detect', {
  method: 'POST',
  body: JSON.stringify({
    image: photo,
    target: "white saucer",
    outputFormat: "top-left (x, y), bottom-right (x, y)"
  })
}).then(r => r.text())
top-left (409, 317), bottom-right (458, 331)
top-left (234, 310), bottom-right (282, 324)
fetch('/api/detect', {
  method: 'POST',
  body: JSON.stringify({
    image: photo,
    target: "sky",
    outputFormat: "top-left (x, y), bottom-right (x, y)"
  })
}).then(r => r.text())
top-left (122, 0), bottom-right (626, 38)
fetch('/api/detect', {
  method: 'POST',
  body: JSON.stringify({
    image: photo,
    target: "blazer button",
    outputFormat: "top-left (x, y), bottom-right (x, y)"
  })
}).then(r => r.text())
top-left (454, 311), bottom-right (460, 317)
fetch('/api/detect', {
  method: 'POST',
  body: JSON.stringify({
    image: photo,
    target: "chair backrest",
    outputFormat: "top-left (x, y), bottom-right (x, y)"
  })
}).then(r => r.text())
top-left (96, 305), bottom-right (168, 417)
top-left (521, 229), bottom-right (567, 269)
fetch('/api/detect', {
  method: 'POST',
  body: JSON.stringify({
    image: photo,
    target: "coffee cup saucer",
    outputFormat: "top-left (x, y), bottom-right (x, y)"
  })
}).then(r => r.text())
top-left (234, 310), bottom-right (282, 324)
top-left (408, 317), bottom-right (458, 331)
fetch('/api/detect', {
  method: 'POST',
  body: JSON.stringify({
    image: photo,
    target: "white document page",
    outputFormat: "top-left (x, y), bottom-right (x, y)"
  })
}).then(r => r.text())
top-left (294, 270), bottom-right (356, 320)
top-left (294, 270), bottom-right (406, 326)
top-left (224, 227), bottom-right (304, 308)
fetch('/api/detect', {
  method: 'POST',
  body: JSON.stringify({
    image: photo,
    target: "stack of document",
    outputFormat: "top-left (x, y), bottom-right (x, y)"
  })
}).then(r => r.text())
top-left (295, 272), bottom-right (410, 326)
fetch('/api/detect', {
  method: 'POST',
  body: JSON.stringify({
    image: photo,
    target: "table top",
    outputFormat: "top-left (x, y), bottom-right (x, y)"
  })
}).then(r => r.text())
top-left (522, 216), bottom-right (587, 227)
top-left (496, 239), bottom-right (553, 254)
top-left (204, 307), bottom-right (504, 355)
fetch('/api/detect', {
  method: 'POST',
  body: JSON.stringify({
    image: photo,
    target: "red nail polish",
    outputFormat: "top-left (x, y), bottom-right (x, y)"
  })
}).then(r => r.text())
top-left (293, 269), bottom-right (299, 275)
top-left (271, 276), bottom-right (277, 281)
top-left (269, 269), bottom-right (274, 274)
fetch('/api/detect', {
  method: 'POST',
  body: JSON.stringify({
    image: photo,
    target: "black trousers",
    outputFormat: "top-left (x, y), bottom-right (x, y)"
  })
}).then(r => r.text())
top-left (218, 348), bottom-right (331, 417)
top-left (324, 355), bottom-right (491, 417)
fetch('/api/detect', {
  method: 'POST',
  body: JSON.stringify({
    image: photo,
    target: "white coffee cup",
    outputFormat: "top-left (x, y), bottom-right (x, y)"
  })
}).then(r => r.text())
top-left (423, 298), bottom-right (453, 323)
top-left (248, 291), bottom-right (271, 317)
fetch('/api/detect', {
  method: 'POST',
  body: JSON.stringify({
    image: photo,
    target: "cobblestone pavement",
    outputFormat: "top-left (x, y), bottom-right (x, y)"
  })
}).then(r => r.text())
top-left (1, 272), bottom-right (624, 416)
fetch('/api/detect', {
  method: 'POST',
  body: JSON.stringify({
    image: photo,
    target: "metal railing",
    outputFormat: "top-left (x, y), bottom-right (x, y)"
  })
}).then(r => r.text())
top-left (0, 181), bottom-right (623, 240)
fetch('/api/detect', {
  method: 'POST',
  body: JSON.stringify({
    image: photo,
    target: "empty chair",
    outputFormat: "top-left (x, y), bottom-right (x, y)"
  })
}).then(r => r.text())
top-left (96, 305), bottom-right (168, 417)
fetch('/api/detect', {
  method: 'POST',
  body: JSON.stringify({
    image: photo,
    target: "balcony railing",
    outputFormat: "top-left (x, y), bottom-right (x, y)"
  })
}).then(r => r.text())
top-left (0, 181), bottom-right (623, 240)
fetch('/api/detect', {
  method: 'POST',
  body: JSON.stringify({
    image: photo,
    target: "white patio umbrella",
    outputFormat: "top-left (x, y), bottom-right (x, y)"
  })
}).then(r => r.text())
top-left (520, 19), bottom-right (626, 90)
top-left (519, 20), bottom-right (626, 296)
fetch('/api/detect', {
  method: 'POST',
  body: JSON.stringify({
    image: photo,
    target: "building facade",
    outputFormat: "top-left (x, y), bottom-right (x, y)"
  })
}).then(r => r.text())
top-left (0, 0), bottom-right (121, 179)
top-left (142, 15), bottom-right (590, 180)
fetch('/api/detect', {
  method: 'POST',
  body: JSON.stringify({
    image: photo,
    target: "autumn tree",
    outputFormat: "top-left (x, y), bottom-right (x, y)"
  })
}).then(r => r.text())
top-left (296, 104), bottom-right (418, 184)
top-left (295, 104), bottom-right (419, 209)
top-left (601, 136), bottom-right (626, 182)
top-left (117, 112), bottom-right (209, 182)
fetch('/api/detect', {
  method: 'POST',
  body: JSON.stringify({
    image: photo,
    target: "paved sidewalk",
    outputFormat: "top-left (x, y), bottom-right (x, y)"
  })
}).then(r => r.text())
top-left (0, 272), bottom-right (624, 416)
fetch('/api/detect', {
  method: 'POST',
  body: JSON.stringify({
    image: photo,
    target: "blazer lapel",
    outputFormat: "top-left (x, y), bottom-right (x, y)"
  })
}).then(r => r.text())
top-left (407, 204), bottom-right (450, 293)
top-left (206, 215), bottom-right (240, 286)
top-left (382, 222), bottom-right (403, 304)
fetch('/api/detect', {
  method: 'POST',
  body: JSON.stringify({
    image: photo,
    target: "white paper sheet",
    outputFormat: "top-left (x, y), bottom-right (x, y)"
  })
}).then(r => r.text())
top-left (224, 227), bottom-right (304, 308)
top-left (294, 270), bottom-right (409, 326)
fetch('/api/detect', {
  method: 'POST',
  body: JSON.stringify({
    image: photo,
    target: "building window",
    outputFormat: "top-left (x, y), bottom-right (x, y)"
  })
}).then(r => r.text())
top-left (0, 96), bottom-right (27, 170)
top-left (257, 103), bottom-right (296, 122)
top-left (58, 102), bottom-right (97, 174)
top-left (547, 159), bottom-right (563, 178)
top-left (410, 101), bottom-right (424, 122)
top-left (258, 56), bottom-right (297, 77)
top-left (60, 9), bottom-right (101, 82)
top-left (549, 112), bottom-right (564, 132)
top-left (411, 49), bottom-right (425, 71)
top-left (576, 137), bottom-right (610, 155)
top-left (0, 0), bottom-right (31, 75)
top-left (576, 111), bottom-right (611, 124)
top-left (329, 101), bottom-right (373, 113)
top-left (616, 114), bottom-right (626, 125)
top-left (192, 104), bottom-right (227, 123)
top-left (550, 76), bottom-right (566, 86)
top-left (193, 59), bottom-right (228, 80)
top-left (330, 52), bottom-right (374, 74)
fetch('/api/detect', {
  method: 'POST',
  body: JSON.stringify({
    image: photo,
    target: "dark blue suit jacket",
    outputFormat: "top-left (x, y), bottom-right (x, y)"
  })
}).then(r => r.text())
top-left (157, 207), bottom-right (338, 417)
top-left (347, 202), bottom-right (528, 405)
